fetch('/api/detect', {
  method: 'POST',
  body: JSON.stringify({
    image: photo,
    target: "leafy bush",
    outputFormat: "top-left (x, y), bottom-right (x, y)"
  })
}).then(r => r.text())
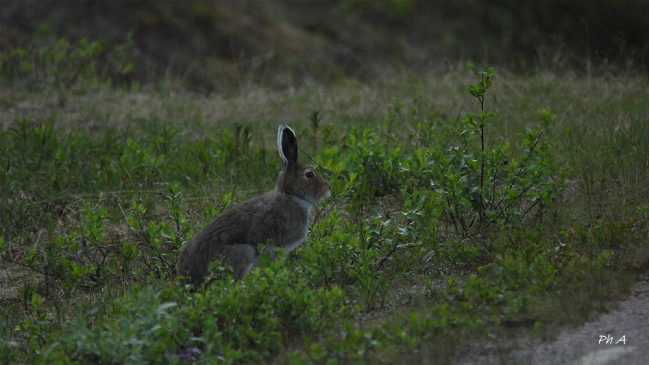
top-left (0, 29), bottom-right (135, 91)
top-left (1, 257), bottom-right (347, 364)
top-left (1, 68), bottom-right (645, 363)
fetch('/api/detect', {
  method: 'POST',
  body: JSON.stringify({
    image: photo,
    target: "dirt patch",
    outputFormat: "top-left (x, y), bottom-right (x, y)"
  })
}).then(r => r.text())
top-left (0, 263), bottom-right (35, 303)
top-left (458, 275), bottom-right (649, 364)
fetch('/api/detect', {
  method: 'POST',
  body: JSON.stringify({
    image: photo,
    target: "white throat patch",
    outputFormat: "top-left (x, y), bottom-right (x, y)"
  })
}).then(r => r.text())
top-left (291, 195), bottom-right (313, 215)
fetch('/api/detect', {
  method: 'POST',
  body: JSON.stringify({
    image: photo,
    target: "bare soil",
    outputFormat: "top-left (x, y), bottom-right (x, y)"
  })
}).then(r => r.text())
top-left (458, 275), bottom-right (649, 365)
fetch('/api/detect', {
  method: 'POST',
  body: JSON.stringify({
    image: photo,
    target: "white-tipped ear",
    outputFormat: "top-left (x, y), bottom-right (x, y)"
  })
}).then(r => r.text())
top-left (277, 125), bottom-right (287, 164)
top-left (277, 124), bottom-right (298, 167)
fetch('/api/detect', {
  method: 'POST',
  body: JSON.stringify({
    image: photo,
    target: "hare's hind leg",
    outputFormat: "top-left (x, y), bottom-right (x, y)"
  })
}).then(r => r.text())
top-left (221, 244), bottom-right (258, 280)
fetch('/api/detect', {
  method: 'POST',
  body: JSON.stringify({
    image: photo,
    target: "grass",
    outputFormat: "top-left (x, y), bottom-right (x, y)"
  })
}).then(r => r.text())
top-left (1, 65), bottom-right (649, 364)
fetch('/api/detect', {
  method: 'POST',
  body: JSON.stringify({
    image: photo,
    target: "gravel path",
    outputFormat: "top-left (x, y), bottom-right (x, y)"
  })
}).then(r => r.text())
top-left (459, 277), bottom-right (649, 365)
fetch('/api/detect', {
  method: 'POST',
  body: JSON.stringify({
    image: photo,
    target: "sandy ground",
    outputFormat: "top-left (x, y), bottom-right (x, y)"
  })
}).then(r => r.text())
top-left (458, 276), bottom-right (649, 365)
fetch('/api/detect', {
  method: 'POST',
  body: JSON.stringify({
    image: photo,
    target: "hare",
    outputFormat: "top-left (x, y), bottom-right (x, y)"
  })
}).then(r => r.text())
top-left (176, 124), bottom-right (331, 287)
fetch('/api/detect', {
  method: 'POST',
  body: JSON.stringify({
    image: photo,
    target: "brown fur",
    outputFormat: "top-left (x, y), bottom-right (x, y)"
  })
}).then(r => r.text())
top-left (176, 125), bottom-right (330, 287)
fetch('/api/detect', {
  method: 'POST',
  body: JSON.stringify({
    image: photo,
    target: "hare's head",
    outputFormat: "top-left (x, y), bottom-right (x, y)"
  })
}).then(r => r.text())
top-left (275, 125), bottom-right (331, 203)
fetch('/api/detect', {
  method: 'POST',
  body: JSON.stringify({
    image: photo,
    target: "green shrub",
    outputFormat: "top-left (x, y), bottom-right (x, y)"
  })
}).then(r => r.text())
top-left (2, 256), bottom-right (347, 364)
top-left (2, 68), bottom-right (645, 364)
top-left (0, 31), bottom-right (134, 91)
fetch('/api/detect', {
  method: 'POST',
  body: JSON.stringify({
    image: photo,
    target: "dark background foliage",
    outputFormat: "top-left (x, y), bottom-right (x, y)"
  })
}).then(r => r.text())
top-left (2, 0), bottom-right (648, 91)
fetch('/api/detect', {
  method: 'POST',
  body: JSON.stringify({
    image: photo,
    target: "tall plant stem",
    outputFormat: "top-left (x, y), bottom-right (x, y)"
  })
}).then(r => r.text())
top-left (478, 73), bottom-right (486, 228)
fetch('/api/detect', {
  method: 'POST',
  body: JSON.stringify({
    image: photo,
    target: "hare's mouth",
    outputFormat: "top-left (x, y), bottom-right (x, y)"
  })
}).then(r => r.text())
top-left (309, 189), bottom-right (330, 203)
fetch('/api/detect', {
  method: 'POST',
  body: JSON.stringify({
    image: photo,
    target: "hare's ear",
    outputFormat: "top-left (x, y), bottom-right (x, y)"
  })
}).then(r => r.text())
top-left (277, 124), bottom-right (298, 167)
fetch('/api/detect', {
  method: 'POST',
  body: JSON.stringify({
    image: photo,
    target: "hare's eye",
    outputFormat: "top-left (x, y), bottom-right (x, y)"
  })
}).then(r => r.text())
top-left (305, 171), bottom-right (315, 179)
